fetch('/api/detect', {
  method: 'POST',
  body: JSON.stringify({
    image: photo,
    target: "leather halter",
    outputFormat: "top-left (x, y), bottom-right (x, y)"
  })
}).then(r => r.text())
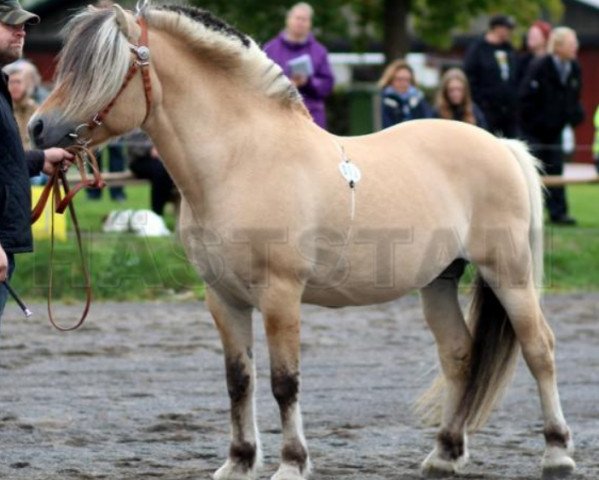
top-left (30, 17), bottom-right (153, 331)
top-left (69, 16), bottom-right (153, 146)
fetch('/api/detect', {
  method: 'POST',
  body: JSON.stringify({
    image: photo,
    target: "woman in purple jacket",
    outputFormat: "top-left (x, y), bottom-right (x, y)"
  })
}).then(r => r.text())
top-left (264, 2), bottom-right (334, 129)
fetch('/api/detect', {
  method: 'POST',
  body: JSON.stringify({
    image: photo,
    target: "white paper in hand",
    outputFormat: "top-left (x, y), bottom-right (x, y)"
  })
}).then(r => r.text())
top-left (288, 54), bottom-right (314, 77)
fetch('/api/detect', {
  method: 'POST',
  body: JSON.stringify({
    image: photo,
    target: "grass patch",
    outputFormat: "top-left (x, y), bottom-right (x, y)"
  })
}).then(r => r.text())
top-left (543, 185), bottom-right (599, 291)
top-left (8, 183), bottom-right (599, 302)
top-left (13, 185), bottom-right (203, 302)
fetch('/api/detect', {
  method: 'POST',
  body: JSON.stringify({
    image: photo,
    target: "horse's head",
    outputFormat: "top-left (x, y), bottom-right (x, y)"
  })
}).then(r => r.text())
top-left (29, 4), bottom-right (159, 149)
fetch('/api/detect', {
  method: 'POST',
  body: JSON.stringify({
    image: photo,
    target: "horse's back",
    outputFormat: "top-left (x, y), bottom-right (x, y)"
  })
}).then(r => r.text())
top-left (339, 119), bottom-right (530, 227)
top-left (301, 120), bottom-right (533, 306)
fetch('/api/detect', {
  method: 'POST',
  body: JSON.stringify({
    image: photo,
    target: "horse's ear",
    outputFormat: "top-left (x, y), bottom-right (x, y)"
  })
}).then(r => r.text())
top-left (113, 4), bottom-right (139, 41)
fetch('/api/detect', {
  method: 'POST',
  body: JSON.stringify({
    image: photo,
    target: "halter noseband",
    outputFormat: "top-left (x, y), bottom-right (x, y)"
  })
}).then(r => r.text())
top-left (69, 16), bottom-right (153, 145)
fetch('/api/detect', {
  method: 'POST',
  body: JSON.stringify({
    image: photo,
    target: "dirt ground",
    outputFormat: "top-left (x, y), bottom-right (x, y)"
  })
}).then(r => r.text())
top-left (0, 294), bottom-right (597, 480)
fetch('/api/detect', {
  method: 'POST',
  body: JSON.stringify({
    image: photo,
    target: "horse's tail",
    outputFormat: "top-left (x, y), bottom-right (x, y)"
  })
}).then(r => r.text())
top-left (417, 276), bottom-right (520, 431)
top-left (500, 138), bottom-right (544, 290)
top-left (417, 139), bottom-right (544, 431)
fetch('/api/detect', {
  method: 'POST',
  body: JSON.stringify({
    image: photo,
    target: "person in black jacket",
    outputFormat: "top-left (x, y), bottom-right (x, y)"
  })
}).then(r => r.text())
top-left (515, 20), bottom-right (552, 90)
top-left (124, 130), bottom-right (175, 216)
top-left (519, 27), bottom-right (584, 225)
top-left (464, 15), bottom-right (519, 137)
top-left (0, 1), bottom-right (73, 319)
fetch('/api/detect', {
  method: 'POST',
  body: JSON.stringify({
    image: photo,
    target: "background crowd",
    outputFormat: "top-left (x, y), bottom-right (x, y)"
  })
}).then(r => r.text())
top-left (378, 16), bottom-right (586, 225)
top-left (2, 2), bottom-right (598, 224)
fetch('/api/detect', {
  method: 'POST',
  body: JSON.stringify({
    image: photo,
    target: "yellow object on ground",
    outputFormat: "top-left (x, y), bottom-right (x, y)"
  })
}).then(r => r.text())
top-left (31, 186), bottom-right (68, 241)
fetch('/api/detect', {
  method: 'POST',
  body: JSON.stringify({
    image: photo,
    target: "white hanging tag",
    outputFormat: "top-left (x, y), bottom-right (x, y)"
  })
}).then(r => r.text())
top-left (339, 161), bottom-right (362, 188)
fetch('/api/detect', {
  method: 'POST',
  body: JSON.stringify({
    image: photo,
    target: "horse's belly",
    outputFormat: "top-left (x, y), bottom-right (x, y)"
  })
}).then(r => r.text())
top-left (299, 253), bottom-right (442, 307)
top-left (301, 283), bottom-right (411, 307)
top-left (298, 228), bottom-right (463, 307)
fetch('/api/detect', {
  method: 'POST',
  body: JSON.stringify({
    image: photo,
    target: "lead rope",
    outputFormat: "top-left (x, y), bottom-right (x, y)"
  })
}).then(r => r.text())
top-left (32, 146), bottom-right (105, 331)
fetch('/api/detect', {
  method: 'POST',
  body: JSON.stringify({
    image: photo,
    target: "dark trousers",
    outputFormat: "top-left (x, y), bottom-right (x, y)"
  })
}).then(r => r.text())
top-left (87, 145), bottom-right (127, 200)
top-left (0, 253), bottom-right (16, 322)
top-left (129, 155), bottom-right (175, 216)
top-left (529, 135), bottom-right (569, 220)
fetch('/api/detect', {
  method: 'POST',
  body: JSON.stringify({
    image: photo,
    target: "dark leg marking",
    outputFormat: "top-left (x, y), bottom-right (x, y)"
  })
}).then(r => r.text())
top-left (225, 355), bottom-right (252, 442)
top-left (226, 355), bottom-right (251, 404)
top-left (229, 441), bottom-right (256, 472)
top-left (282, 438), bottom-right (308, 472)
top-left (544, 427), bottom-right (571, 449)
top-left (271, 371), bottom-right (299, 414)
top-left (437, 430), bottom-right (465, 461)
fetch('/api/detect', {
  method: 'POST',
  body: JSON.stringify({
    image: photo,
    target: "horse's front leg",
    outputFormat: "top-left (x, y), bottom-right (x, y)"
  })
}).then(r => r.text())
top-left (261, 282), bottom-right (311, 480)
top-left (208, 288), bottom-right (262, 480)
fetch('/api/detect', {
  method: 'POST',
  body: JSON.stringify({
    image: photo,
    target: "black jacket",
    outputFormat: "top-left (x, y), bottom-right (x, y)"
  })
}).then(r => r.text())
top-left (515, 52), bottom-right (535, 90)
top-left (0, 73), bottom-right (45, 254)
top-left (464, 38), bottom-right (518, 119)
top-left (381, 86), bottom-right (432, 128)
top-left (519, 55), bottom-right (584, 142)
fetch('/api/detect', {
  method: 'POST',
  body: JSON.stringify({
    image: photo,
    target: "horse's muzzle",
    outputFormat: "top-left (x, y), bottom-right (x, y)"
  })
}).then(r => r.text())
top-left (28, 112), bottom-right (78, 149)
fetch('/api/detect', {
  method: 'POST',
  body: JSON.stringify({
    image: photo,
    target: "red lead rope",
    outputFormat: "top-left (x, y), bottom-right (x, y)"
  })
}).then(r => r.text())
top-left (31, 146), bottom-right (106, 331)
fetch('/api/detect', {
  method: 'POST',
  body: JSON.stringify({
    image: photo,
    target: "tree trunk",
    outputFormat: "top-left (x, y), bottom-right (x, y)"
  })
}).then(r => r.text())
top-left (383, 0), bottom-right (411, 63)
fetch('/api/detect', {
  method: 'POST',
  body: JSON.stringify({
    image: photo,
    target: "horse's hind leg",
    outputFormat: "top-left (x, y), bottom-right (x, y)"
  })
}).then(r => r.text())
top-left (260, 281), bottom-right (311, 480)
top-left (208, 289), bottom-right (262, 480)
top-left (480, 266), bottom-right (575, 478)
top-left (419, 263), bottom-right (472, 476)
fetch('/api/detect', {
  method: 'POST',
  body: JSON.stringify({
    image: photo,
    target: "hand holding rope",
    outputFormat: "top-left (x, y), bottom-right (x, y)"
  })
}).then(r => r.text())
top-left (31, 146), bottom-right (106, 331)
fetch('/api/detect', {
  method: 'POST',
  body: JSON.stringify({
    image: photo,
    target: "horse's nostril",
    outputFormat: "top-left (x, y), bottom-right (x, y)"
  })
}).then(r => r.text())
top-left (32, 118), bottom-right (44, 140)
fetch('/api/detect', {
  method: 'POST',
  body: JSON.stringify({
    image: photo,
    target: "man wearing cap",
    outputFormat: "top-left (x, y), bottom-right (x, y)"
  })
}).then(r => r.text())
top-left (464, 14), bottom-right (519, 137)
top-left (0, 0), bottom-right (74, 319)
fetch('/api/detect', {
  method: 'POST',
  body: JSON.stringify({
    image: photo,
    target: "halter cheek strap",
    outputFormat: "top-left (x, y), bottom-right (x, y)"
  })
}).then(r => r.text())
top-left (137, 17), bottom-right (152, 120)
top-left (70, 16), bottom-right (153, 145)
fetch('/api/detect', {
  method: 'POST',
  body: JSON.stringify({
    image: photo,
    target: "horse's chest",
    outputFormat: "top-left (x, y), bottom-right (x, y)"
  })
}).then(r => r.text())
top-left (179, 225), bottom-right (261, 303)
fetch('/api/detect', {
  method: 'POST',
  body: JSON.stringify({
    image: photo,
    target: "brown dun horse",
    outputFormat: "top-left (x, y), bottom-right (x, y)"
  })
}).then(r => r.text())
top-left (30, 3), bottom-right (575, 479)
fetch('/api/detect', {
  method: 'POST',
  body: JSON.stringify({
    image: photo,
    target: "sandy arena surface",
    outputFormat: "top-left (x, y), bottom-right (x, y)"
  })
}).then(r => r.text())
top-left (0, 294), bottom-right (597, 480)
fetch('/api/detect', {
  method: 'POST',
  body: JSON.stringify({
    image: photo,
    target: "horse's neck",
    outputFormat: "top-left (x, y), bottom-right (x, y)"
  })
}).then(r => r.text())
top-left (142, 30), bottom-right (326, 220)
top-left (143, 80), bottom-right (312, 220)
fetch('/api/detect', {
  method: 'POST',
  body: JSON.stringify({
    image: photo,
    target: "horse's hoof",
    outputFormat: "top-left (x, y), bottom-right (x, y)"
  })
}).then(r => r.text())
top-left (542, 444), bottom-right (576, 480)
top-left (541, 456), bottom-right (576, 480)
top-left (213, 460), bottom-right (257, 480)
top-left (270, 462), bottom-right (309, 480)
top-left (421, 448), bottom-right (468, 478)
top-left (421, 463), bottom-right (455, 478)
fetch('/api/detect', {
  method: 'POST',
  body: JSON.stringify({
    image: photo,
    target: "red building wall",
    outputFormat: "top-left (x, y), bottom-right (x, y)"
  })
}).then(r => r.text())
top-left (577, 47), bottom-right (599, 163)
top-left (24, 50), bottom-right (57, 83)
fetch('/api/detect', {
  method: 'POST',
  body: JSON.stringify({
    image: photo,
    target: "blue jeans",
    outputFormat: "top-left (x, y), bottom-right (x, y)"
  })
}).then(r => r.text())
top-left (0, 253), bottom-right (16, 321)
